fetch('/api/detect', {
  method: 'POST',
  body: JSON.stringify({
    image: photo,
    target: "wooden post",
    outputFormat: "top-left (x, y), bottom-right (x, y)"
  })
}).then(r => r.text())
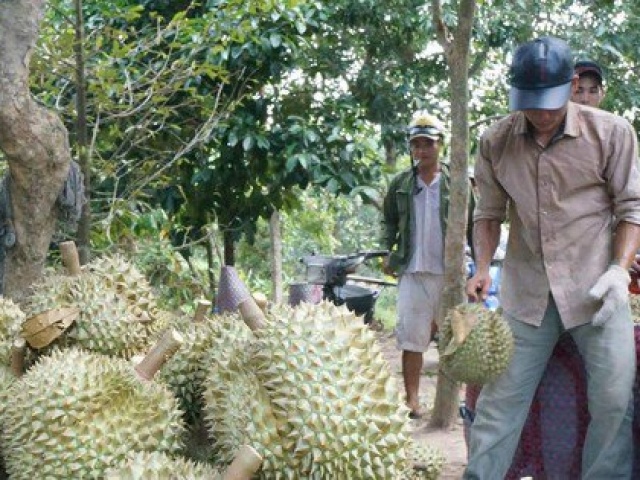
top-left (222, 445), bottom-right (262, 480)
top-left (59, 241), bottom-right (82, 275)
top-left (134, 329), bottom-right (183, 381)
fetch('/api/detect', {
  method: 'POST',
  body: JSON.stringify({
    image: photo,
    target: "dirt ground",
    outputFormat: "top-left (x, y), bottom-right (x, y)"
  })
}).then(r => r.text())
top-left (375, 329), bottom-right (468, 479)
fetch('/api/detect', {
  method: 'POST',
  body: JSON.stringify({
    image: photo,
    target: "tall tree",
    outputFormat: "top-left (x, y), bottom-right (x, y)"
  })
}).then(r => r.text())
top-left (0, 0), bottom-right (71, 300)
top-left (429, 0), bottom-right (477, 428)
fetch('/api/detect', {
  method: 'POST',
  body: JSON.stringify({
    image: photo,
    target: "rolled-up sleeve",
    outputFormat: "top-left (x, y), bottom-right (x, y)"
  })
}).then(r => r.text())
top-left (606, 120), bottom-right (640, 227)
top-left (473, 135), bottom-right (509, 224)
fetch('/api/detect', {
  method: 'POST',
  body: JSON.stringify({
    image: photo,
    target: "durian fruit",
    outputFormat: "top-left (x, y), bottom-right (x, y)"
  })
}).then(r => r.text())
top-left (159, 301), bottom-right (252, 425)
top-left (21, 255), bottom-right (168, 359)
top-left (0, 298), bottom-right (25, 364)
top-left (439, 303), bottom-right (514, 385)
top-left (86, 254), bottom-right (160, 321)
top-left (202, 332), bottom-right (275, 467)
top-left (104, 451), bottom-right (222, 479)
top-left (0, 365), bottom-right (16, 393)
top-left (0, 347), bottom-right (185, 479)
top-left (404, 441), bottom-right (446, 480)
top-left (105, 444), bottom-right (262, 480)
top-left (202, 301), bottom-right (412, 478)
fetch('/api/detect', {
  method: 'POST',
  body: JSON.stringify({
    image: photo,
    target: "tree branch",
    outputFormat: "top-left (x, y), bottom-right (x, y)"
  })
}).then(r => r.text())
top-left (431, 0), bottom-right (453, 58)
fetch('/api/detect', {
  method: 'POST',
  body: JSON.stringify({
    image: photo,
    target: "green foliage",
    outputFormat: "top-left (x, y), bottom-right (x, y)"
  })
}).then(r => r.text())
top-left (28, 0), bottom-right (640, 315)
top-left (236, 185), bottom-right (386, 291)
top-left (133, 237), bottom-right (210, 312)
top-left (89, 203), bottom-right (209, 312)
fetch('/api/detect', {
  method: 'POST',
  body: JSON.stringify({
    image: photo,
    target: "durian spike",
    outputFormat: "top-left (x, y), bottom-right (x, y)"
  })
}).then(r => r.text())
top-left (59, 241), bottom-right (82, 275)
top-left (239, 298), bottom-right (267, 331)
top-left (221, 445), bottom-right (263, 480)
top-left (193, 299), bottom-right (212, 323)
top-left (134, 329), bottom-right (184, 381)
top-left (10, 337), bottom-right (26, 377)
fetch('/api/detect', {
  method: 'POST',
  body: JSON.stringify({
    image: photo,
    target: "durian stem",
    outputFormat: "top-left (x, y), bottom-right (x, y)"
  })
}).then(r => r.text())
top-left (10, 337), bottom-right (26, 377)
top-left (194, 299), bottom-right (211, 322)
top-left (134, 329), bottom-right (183, 381)
top-left (222, 444), bottom-right (263, 480)
top-left (239, 298), bottom-right (267, 331)
top-left (60, 241), bottom-right (82, 275)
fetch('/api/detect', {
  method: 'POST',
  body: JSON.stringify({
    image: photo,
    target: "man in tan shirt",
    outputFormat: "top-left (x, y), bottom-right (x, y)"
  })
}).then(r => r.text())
top-left (464, 36), bottom-right (640, 479)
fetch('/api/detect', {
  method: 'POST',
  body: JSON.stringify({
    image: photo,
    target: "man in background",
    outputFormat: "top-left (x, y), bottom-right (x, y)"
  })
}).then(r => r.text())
top-left (381, 111), bottom-right (449, 420)
top-left (572, 60), bottom-right (605, 107)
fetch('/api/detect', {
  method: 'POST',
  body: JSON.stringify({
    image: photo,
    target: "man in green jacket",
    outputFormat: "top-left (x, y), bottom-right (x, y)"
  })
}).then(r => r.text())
top-left (381, 111), bottom-right (450, 419)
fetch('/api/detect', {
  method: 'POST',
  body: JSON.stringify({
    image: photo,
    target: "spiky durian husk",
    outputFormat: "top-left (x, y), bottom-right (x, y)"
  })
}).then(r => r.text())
top-left (439, 303), bottom-right (514, 385)
top-left (202, 337), bottom-right (280, 467)
top-left (0, 348), bottom-right (185, 479)
top-left (0, 365), bottom-right (16, 392)
top-left (0, 298), bottom-right (25, 365)
top-left (159, 311), bottom-right (251, 424)
top-left (403, 441), bottom-right (446, 479)
top-left (104, 451), bottom-right (221, 479)
top-left (86, 254), bottom-right (160, 317)
top-left (22, 269), bottom-right (168, 359)
top-left (202, 301), bottom-right (411, 478)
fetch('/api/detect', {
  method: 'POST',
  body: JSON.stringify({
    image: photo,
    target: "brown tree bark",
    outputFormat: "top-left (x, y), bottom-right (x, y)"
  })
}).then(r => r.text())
top-left (269, 210), bottom-right (283, 304)
top-left (429, 0), bottom-right (477, 429)
top-left (73, 0), bottom-right (91, 265)
top-left (223, 229), bottom-right (235, 266)
top-left (0, 0), bottom-right (72, 301)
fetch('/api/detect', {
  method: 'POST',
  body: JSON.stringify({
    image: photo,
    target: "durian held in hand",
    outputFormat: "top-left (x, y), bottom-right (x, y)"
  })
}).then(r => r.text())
top-left (439, 303), bottom-right (514, 385)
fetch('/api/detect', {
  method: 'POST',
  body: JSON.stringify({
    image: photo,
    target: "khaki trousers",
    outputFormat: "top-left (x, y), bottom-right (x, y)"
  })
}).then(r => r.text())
top-left (464, 295), bottom-right (635, 479)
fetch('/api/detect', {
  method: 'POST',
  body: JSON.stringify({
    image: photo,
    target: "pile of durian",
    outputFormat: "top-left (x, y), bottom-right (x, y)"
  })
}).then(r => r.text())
top-left (439, 303), bottom-right (514, 385)
top-left (21, 252), bottom-right (169, 359)
top-left (0, 247), bottom-right (445, 479)
top-left (202, 300), bottom-right (444, 479)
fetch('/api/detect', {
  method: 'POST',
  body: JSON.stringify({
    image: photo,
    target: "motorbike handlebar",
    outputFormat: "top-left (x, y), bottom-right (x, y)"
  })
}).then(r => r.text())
top-left (300, 250), bottom-right (390, 286)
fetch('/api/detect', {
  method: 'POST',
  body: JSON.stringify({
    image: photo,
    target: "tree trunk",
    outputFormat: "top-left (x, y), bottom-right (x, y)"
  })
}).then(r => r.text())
top-left (0, 0), bottom-right (72, 301)
top-left (384, 137), bottom-right (397, 168)
top-left (223, 229), bottom-right (235, 266)
top-left (429, 0), bottom-right (476, 428)
top-left (73, 0), bottom-right (91, 265)
top-left (269, 210), bottom-right (283, 304)
top-left (206, 234), bottom-right (217, 302)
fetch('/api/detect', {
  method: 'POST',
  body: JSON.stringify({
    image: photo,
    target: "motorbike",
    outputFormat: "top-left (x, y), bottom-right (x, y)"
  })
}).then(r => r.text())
top-left (299, 250), bottom-right (396, 324)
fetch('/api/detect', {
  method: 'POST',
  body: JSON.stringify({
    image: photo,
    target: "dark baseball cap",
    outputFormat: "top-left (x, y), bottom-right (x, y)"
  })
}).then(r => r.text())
top-left (508, 37), bottom-right (575, 111)
top-left (574, 60), bottom-right (603, 85)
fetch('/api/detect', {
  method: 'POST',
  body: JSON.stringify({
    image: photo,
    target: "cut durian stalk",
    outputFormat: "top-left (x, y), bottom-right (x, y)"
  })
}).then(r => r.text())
top-left (59, 240), bottom-right (82, 275)
top-left (222, 444), bottom-right (263, 480)
top-left (194, 299), bottom-right (212, 323)
top-left (134, 329), bottom-right (184, 381)
top-left (238, 297), bottom-right (267, 331)
top-left (10, 337), bottom-right (26, 377)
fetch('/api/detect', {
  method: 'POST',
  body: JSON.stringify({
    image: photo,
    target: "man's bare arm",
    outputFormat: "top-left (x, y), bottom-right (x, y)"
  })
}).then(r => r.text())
top-left (466, 219), bottom-right (502, 301)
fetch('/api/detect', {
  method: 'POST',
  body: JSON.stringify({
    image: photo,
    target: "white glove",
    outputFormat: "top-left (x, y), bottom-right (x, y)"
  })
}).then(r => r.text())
top-left (588, 265), bottom-right (631, 327)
